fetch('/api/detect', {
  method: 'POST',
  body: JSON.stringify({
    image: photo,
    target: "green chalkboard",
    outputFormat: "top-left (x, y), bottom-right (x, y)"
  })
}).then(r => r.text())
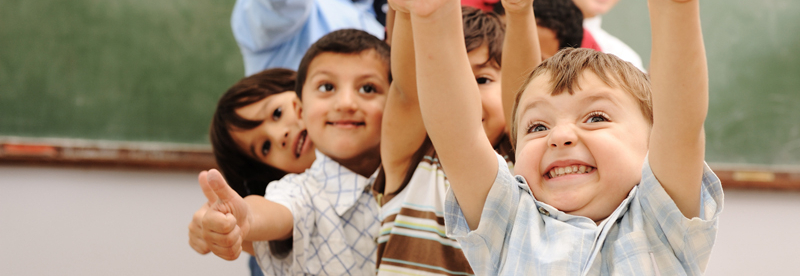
top-left (0, 0), bottom-right (243, 144)
top-left (1, 0), bottom-right (799, 168)
top-left (604, 0), bottom-right (800, 167)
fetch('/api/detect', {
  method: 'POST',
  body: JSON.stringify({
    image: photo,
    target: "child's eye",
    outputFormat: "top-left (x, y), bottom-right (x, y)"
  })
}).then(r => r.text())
top-left (476, 77), bottom-right (492, 85)
top-left (272, 107), bottom-right (282, 121)
top-left (527, 123), bottom-right (549, 133)
top-left (359, 84), bottom-right (377, 94)
top-left (317, 83), bottom-right (334, 92)
top-left (585, 112), bottom-right (610, 123)
top-left (261, 140), bottom-right (271, 157)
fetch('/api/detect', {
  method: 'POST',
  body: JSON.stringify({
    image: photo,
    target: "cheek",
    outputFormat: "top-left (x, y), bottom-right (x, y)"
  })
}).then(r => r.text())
top-left (513, 141), bottom-right (545, 180)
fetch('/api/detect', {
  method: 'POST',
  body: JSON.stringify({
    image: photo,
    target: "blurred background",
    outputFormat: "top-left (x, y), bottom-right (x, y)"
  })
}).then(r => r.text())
top-left (1, 0), bottom-right (798, 275)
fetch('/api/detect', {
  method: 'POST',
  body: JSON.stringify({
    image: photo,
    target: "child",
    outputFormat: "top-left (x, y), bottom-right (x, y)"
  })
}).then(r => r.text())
top-left (533, 0), bottom-right (586, 60)
top-left (199, 29), bottom-right (390, 275)
top-left (372, 5), bottom-right (518, 275)
top-left (187, 68), bottom-right (315, 274)
top-left (403, 0), bottom-right (722, 275)
top-left (572, 0), bottom-right (645, 71)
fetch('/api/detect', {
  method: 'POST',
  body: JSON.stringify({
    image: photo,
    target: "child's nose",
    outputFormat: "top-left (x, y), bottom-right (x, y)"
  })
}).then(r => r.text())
top-left (335, 91), bottom-right (357, 111)
top-left (548, 126), bottom-right (577, 148)
top-left (281, 132), bottom-right (288, 147)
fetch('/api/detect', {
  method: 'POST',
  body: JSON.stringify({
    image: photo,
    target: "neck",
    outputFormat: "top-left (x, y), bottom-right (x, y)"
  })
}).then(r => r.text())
top-left (328, 147), bottom-right (382, 177)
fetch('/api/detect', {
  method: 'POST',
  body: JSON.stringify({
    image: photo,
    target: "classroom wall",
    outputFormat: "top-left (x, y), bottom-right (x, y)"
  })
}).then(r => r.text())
top-left (0, 165), bottom-right (248, 276)
top-left (1, 165), bottom-right (799, 275)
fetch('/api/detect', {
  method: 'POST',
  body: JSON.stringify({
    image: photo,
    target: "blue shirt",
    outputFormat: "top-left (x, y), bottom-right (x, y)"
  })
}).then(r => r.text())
top-left (445, 153), bottom-right (724, 276)
top-left (231, 0), bottom-right (385, 76)
top-left (253, 150), bottom-right (381, 275)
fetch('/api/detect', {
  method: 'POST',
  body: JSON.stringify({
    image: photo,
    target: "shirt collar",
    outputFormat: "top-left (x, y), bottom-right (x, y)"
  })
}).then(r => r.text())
top-left (308, 150), bottom-right (376, 216)
top-left (514, 174), bottom-right (638, 226)
top-left (583, 16), bottom-right (603, 32)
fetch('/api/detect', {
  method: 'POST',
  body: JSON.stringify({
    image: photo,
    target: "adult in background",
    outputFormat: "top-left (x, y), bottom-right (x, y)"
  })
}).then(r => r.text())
top-left (231, 0), bottom-right (387, 76)
top-left (572, 0), bottom-right (645, 71)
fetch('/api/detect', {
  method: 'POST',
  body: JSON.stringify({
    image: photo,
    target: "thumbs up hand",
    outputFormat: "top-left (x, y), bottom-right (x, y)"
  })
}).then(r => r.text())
top-left (201, 169), bottom-right (252, 260)
top-left (188, 171), bottom-right (215, 255)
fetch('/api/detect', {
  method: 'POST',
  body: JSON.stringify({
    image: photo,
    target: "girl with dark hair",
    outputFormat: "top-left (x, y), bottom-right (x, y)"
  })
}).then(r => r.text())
top-left (188, 68), bottom-right (316, 269)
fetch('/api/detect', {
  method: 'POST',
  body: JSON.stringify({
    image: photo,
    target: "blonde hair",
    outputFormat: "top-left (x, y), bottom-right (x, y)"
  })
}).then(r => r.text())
top-left (510, 48), bottom-right (653, 146)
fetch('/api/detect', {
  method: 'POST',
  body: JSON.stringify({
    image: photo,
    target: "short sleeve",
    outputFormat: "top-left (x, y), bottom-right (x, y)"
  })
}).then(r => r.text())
top-left (253, 175), bottom-right (312, 274)
top-left (638, 159), bottom-right (724, 271)
top-left (444, 152), bottom-right (527, 275)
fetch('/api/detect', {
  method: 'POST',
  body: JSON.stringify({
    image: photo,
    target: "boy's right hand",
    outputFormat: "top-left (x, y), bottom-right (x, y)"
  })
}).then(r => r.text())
top-left (501, 0), bottom-right (534, 14)
top-left (388, 0), bottom-right (451, 17)
top-left (200, 169), bottom-right (252, 260)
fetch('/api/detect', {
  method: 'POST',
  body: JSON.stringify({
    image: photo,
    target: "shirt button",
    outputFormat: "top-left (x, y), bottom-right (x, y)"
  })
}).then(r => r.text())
top-left (538, 206), bottom-right (550, 216)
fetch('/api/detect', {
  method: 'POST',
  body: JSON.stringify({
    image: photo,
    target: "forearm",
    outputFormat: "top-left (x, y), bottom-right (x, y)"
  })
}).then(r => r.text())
top-left (242, 195), bottom-right (294, 241)
top-left (381, 10), bottom-right (427, 193)
top-left (232, 0), bottom-right (315, 50)
top-left (647, 0), bottom-right (708, 218)
top-left (410, 0), bottom-right (498, 229)
top-left (501, 2), bottom-right (541, 133)
top-left (649, 0), bottom-right (708, 131)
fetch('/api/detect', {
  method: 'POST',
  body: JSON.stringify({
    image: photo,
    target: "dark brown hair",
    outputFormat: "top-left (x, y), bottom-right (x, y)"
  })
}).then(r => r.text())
top-left (210, 68), bottom-right (296, 197)
top-left (462, 6), bottom-right (505, 66)
top-left (534, 0), bottom-right (584, 49)
top-left (295, 29), bottom-right (391, 99)
top-left (510, 48), bottom-right (652, 146)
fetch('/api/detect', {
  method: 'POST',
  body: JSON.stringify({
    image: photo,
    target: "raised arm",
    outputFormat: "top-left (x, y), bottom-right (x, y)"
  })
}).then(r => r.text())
top-left (232, 0), bottom-right (314, 51)
top-left (201, 169), bottom-right (293, 260)
top-left (647, 0), bottom-right (708, 218)
top-left (501, 0), bottom-right (541, 133)
top-left (380, 7), bottom-right (428, 194)
top-left (401, 0), bottom-right (499, 229)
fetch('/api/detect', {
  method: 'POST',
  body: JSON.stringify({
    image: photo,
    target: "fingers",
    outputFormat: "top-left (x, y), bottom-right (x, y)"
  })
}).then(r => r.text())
top-left (198, 170), bottom-right (218, 203)
top-left (206, 169), bottom-right (238, 203)
top-left (188, 204), bottom-right (211, 254)
top-left (202, 211), bottom-right (243, 260)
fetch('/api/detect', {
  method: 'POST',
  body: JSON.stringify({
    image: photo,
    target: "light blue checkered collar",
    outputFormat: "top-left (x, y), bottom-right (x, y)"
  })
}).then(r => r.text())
top-left (307, 150), bottom-right (376, 216)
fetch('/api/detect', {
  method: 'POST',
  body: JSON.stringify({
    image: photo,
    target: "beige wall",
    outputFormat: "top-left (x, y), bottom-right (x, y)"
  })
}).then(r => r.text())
top-left (1, 165), bottom-right (798, 275)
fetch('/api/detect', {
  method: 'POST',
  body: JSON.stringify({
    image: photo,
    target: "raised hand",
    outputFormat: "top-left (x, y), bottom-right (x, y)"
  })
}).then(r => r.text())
top-left (501, 0), bottom-right (534, 14)
top-left (188, 171), bottom-right (215, 254)
top-left (389, 0), bottom-right (453, 17)
top-left (201, 169), bottom-right (252, 260)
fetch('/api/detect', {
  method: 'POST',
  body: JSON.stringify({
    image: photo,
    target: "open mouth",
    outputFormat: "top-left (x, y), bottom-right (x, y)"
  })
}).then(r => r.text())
top-left (544, 165), bottom-right (595, 179)
top-left (294, 130), bottom-right (308, 158)
top-left (326, 121), bottom-right (365, 127)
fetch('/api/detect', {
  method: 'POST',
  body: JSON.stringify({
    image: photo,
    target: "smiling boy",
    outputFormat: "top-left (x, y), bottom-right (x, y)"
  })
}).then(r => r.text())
top-left (399, 0), bottom-right (723, 275)
top-left (199, 29), bottom-right (389, 275)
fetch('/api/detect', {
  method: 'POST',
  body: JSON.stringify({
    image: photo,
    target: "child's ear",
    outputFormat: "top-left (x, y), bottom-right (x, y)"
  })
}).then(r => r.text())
top-left (293, 97), bottom-right (303, 120)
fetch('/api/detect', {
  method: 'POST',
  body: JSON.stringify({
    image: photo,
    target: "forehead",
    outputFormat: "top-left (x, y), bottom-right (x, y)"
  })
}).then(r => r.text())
top-left (305, 50), bottom-right (389, 81)
top-left (468, 44), bottom-right (499, 70)
top-left (516, 71), bottom-right (637, 116)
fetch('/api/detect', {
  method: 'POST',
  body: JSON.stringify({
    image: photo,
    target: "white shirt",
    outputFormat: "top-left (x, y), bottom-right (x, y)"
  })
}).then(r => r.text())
top-left (584, 16), bottom-right (646, 72)
top-left (253, 150), bottom-right (381, 275)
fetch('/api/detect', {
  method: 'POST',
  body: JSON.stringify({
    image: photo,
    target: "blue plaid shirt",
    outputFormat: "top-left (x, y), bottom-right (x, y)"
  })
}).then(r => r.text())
top-left (253, 150), bottom-right (381, 275)
top-left (445, 153), bottom-right (723, 276)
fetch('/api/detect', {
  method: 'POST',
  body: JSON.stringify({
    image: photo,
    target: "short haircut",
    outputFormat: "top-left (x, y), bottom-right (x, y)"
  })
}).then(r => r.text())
top-left (534, 0), bottom-right (584, 49)
top-left (295, 29), bottom-right (391, 99)
top-left (209, 68), bottom-right (296, 197)
top-left (462, 6), bottom-right (505, 66)
top-left (510, 48), bottom-right (652, 146)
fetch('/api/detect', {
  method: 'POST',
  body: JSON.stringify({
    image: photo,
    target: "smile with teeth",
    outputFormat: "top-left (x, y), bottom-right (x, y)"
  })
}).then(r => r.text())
top-left (326, 121), bottom-right (365, 127)
top-left (294, 130), bottom-right (307, 158)
top-left (545, 165), bottom-right (595, 179)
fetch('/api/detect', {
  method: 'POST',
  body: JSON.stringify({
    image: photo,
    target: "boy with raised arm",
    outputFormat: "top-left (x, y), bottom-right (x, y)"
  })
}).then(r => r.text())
top-left (401, 0), bottom-right (723, 274)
